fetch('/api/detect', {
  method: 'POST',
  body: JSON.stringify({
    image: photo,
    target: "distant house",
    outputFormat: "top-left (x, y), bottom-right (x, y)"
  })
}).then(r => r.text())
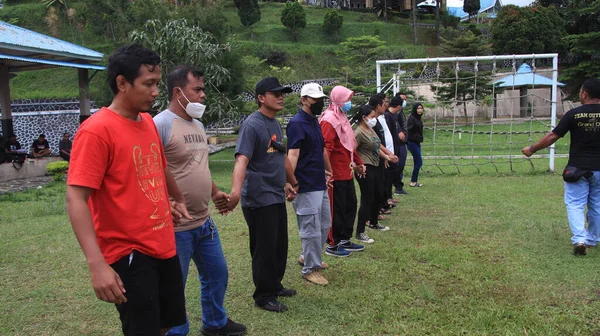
top-left (446, 0), bottom-right (503, 21)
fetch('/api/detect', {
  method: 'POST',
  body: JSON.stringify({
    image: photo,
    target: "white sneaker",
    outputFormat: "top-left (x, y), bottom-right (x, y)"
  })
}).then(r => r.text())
top-left (355, 232), bottom-right (375, 244)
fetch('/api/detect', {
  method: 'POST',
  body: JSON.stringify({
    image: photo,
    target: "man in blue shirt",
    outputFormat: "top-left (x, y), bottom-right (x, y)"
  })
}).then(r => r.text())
top-left (287, 83), bottom-right (333, 286)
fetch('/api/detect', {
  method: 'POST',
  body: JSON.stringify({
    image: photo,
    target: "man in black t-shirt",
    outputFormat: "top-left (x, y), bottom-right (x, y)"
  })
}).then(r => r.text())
top-left (59, 132), bottom-right (72, 161)
top-left (31, 134), bottom-right (51, 158)
top-left (522, 78), bottom-right (600, 256)
top-left (5, 134), bottom-right (25, 163)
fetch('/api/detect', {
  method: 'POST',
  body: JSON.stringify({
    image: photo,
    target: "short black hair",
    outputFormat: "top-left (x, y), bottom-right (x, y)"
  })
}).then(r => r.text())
top-left (9, 134), bottom-right (16, 139)
top-left (368, 94), bottom-right (384, 108)
top-left (107, 44), bottom-right (161, 94)
top-left (582, 78), bottom-right (600, 100)
top-left (396, 92), bottom-right (407, 97)
top-left (39, 134), bottom-right (46, 138)
top-left (360, 104), bottom-right (374, 117)
top-left (167, 65), bottom-right (205, 101)
top-left (63, 132), bottom-right (70, 137)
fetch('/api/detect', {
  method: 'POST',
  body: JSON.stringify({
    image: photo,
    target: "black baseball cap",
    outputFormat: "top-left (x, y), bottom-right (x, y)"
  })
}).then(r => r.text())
top-left (255, 77), bottom-right (293, 96)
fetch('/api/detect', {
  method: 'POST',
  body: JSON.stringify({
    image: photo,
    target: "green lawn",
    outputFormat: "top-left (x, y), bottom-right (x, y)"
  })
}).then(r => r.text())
top-left (2, 149), bottom-right (599, 335)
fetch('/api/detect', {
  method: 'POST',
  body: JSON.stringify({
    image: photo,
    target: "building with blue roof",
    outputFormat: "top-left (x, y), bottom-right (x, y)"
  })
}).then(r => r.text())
top-left (446, 0), bottom-right (503, 21)
top-left (0, 20), bottom-right (105, 138)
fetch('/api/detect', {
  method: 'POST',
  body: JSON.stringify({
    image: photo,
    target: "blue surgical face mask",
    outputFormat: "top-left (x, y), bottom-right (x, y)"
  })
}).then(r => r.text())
top-left (402, 100), bottom-right (407, 109)
top-left (340, 101), bottom-right (352, 113)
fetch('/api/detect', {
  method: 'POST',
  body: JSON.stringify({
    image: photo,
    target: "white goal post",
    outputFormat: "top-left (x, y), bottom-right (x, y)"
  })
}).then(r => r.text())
top-left (375, 53), bottom-right (561, 172)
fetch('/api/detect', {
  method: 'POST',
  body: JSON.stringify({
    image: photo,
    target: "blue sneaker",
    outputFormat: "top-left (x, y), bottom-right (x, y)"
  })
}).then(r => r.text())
top-left (325, 245), bottom-right (352, 257)
top-left (339, 240), bottom-right (365, 252)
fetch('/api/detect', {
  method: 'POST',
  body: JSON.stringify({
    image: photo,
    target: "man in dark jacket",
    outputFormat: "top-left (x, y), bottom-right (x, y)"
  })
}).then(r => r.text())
top-left (384, 96), bottom-right (407, 201)
top-left (394, 93), bottom-right (409, 195)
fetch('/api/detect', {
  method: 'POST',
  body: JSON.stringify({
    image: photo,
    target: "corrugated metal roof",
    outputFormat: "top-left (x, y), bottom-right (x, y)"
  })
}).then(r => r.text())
top-left (493, 63), bottom-right (565, 88)
top-left (0, 20), bottom-right (103, 61)
top-left (0, 53), bottom-right (105, 71)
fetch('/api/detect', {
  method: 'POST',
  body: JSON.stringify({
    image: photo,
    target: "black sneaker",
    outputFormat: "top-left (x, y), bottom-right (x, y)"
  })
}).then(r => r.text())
top-left (201, 318), bottom-right (247, 336)
top-left (339, 240), bottom-right (365, 252)
top-left (276, 288), bottom-right (297, 297)
top-left (395, 189), bottom-right (408, 195)
top-left (574, 242), bottom-right (587, 256)
top-left (256, 300), bottom-right (288, 312)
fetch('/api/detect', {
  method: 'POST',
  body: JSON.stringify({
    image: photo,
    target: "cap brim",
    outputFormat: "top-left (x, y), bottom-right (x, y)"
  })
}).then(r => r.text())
top-left (269, 86), bottom-right (293, 93)
top-left (306, 93), bottom-right (328, 98)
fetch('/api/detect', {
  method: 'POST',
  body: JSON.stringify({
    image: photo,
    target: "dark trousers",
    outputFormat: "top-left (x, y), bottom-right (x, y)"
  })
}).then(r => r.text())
top-left (327, 179), bottom-right (357, 245)
top-left (407, 141), bottom-right (423, 182)
top-left (356, 164), bottom-right (383, 233)
top-left (394, 144), bottom-right (407, 191)
top-left (384, 163), bottom-right (396, 201)
top-left (242, 203), bottom-right (288, 306)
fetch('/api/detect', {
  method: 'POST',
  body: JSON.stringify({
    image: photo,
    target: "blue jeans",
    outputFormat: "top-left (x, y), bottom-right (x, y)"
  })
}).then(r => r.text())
top-left (166, 218), bottom-right (229, 335)
top-left (407, 140), bottom-right (422, 183)
top-left (564, 171), bottom-right (600, 246)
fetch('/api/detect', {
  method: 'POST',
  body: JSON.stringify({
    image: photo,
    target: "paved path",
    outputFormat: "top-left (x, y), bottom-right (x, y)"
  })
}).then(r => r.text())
top-left (0, 176), bottom-right (53, 195)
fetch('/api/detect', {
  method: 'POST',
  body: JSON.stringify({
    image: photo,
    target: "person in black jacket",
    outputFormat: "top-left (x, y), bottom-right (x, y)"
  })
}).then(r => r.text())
top-left (407, 103), bottom-right (424, 187)
top-left (394, 93), bottom-right (409, 194)
top-left (382, 96), bottom-right (405, 204)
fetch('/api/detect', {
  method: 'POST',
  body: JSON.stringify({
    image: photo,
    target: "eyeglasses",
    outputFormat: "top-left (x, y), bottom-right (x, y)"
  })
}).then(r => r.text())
top-left (266, 91), bottom-right (285, 98)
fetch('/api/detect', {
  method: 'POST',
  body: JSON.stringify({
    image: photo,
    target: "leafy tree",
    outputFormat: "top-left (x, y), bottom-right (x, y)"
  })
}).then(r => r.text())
top-left (490, 5), bottom-right (567, 55)
top-left (560, 0), bottom-right (600, 96)
top-left (433, 31), bottom-right (496, 123)
top-left (463, 0), bottom-right (480, 21)
top-left (130, 19), bottom-right (242, 120)
top-left (323, 9), bottom-right (343, 41)
top-left (236, 0), bottom-right (261, 40)
top-left (412, 0), bottom-right (417, 45)
top-left (281, 1), bottom-right (306, 42)
top-left (338, 35), bottom-right (386, 84)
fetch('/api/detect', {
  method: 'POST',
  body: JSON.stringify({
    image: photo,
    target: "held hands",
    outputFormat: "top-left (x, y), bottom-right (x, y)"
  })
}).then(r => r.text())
top-left (89, 260), bottom-right (127, 304)
top-left (212, 190), bottom-right (231, 215)
top-left (285, 183), bottom-right (299, 202)
top-left (222, 192), bottom-right (241, 214)
top-left (325, 170), bottom-right (334, 189)
top-left (390, 154), bottom-right (399, 164)
top-left (171, 200), bottom-right (193, 225)
top-left (354, 164), bottom-right (367, 178)
top-left (399, 132), bottom-right (406, 142)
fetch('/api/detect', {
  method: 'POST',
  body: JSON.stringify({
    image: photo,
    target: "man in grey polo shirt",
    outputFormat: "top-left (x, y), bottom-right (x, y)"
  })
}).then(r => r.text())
top-left (223, 77), bottom-right (299, 313)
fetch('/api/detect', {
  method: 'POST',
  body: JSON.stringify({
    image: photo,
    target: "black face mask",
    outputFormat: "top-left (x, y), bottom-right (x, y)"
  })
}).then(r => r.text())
top-left (309, 100), bottom-right (325, 115)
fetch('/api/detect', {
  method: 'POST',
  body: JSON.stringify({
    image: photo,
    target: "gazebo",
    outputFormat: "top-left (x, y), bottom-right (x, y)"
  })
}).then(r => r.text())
top-left (492, 63), bottom-right (566, 118)
top-left (0, 21), bottom-right (105, 138)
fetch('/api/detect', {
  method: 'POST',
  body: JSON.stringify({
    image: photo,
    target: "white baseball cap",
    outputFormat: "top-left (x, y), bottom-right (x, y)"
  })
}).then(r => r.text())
top-left (300, 83), bottom-right (327, 98)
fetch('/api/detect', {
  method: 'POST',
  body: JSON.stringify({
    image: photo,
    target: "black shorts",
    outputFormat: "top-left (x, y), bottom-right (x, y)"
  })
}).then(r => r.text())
top-left (110, 250), bottom-right (186, 336)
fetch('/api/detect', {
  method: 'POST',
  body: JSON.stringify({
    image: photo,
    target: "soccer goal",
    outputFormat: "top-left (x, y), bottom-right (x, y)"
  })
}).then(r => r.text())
top-left (375, 54), bottom-right (567, 174)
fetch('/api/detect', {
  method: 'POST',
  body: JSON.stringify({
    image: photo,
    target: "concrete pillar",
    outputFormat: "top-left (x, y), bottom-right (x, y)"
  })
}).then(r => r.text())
top-left (78, 68), bottom-right (90, 123)
top-left (0, 64), bottom-right (13, 138)
top-left (519, 86), bottom-right (528, 117)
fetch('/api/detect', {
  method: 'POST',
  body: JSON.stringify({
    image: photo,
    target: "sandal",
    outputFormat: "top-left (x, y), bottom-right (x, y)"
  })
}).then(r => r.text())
top-left (409, 182), bottom-right (423, 187)
top-left (380, 208), bottom-right (392, 215)
top-left (378, 215), bottom-right (386, 220)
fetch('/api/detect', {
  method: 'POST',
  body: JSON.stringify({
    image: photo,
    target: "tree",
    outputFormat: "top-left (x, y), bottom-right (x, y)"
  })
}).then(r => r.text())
top-left (281, 1), bottom-right (306, 42)
top-left (435, 0), bottom-right (441, 45)
top-left (490, 5), bottom-right (567, 55)
top-left (338, 35), bottom-right (386, 84)
top-left (130, 19), bottom-right (242, 120)
top-left (323, 9), bottom-right (343, 41)
top-left (432, 31), bottom-right (496, 124)
top-left (236, 0), bottom-right (261, 40)
top-left (559, 0), bottom-right (600, 96)
top-left (463, 0), bottom-right (480, 22)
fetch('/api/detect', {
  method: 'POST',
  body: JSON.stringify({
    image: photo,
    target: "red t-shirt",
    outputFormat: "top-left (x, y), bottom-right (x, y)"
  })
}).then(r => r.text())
top-left (321, 121), bottom-right (364, 181)
top-left (67, 108), bottom-right (176, 265)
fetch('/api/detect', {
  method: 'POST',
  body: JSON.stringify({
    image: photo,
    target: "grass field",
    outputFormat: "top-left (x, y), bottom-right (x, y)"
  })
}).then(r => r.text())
top-left (2, 148), bottom-right (600, 335)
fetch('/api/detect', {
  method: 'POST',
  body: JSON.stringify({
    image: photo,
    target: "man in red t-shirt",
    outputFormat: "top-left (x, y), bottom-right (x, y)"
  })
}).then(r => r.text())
top-left (66, 44), bottom-right (191, 336)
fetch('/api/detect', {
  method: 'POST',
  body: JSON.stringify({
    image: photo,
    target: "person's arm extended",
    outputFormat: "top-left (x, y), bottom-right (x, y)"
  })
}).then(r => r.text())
top-left (521, 132), bottom-right (560, 157)
top-left (164, 167), bottom-right (192, 221)
top-left (226, 154), bottom-right (249, 211)
top-left (66, 185), bottom-right (127, 304)
top-left (288, 148), bottom-right (300, 173)
top-left (211, 181), bottom-right (230, 215)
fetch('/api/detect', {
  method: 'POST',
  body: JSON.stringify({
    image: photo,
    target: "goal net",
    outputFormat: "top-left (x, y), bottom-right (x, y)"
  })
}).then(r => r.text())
top-left (375, 54), bottom-right (569, 175)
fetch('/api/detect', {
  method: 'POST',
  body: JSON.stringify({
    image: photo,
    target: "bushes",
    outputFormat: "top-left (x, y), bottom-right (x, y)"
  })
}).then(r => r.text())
top-left (46, 161), bottom-right (69, 182)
